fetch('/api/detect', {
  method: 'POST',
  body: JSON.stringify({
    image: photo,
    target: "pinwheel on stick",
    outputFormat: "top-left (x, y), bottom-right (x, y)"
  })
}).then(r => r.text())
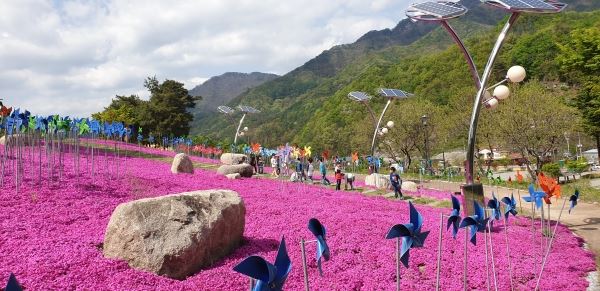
top-left (435, 195), bottom-right (462, 290)
top-left (386, 202), bottom-right (430, 291)
top-left (300, 218), bottom-right (331, 291)
top-left (233, 236), bottom-right (292, 291)
top-left (501, 194), bottom-right (519, 291)
top-left (534, 189), bottom-right (580, 291)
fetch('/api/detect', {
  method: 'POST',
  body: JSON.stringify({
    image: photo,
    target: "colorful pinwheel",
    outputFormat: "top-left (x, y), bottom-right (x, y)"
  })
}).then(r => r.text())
top-left (308, 218), bottom-right (330, 276)
top-left (5, 273), bottom-right (22, 291)
top-left (524, 184), bottom-right (546, 209)
top-left (501, 194), bottom-right (518, 220)
top-left (459, 201), bottom-right (489, 245)
top-left (447, 195), bottom-right (462, 239)
top-left (233, 236), bottom-right (292, 291)
top-left (538, 173), bottom-right (561, 204)
top-left (569, 190), bottom-right (580, 214)
top-left (385, 202), bottom-right (430, 267)
top-left (304, 146), bottom-right (312, 157)
top-left (351, 152), bottom-right (359, 163)
top-left (487, 193), bottom-right (501, 221)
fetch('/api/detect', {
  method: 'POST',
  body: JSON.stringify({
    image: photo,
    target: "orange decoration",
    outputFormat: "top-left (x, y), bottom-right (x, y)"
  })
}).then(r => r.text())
top-left (352, 152), bottom-right (359, 162)
top-left (322, 150), bottom-right (330, 160)
top-left (251, 143), bottom-right (261, 154)
top-left (538, 172), bottom-right (561, 204)
top-left (0, 106), bottom-right (12, 117)
top-left (516, 171), bottom-right (524, 183)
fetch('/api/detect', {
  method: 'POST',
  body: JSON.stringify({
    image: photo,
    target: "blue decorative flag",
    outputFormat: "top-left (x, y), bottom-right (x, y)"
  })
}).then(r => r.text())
top-left (487, 193), bottom-right (501, 221)
top-left (308, 218), bottom-right (331, 276)
top-left (233, 236), bottom-right (292, 291)
top-left (523, 184), bottom-right (546, 209)
top-left (569, 190), bottom-right (580, 214)
top-left (459, 201), bottom-right (489, 245)
top-left (5, 273), bottom-right (23, 291)
top-left (447, 195), bottom-right (462, 239)
top-left (386, 202), bottom-right (430, 267)
top-left (501, 194), bottom-right (518, 220)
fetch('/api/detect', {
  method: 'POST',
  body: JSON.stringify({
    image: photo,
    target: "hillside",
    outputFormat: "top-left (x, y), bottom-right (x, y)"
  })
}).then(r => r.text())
top-left (191, 0), bottom-right (600, 150)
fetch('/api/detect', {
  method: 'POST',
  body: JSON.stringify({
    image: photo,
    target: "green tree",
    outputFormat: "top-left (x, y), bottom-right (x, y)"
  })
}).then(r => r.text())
top-left (557, 27), bottom-right (600, 162)
top-left (487, 81), bottom-right (578, 181)
top-left (139, 77), bottom-right (200, 137)
top-left (92, 95), bottom-right (145, 126)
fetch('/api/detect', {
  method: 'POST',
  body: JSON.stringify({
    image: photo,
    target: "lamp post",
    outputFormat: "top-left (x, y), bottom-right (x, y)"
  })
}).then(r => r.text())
top-left (406, 1), bottom-right (566, 290)
top-left (421, 114), bottom-right (431, 175)
top-left (406, 0), bottom-right (564, 197)
top-left (217, 105), bottom-right (260, 149)
top-left (348, 88), bottom-right (413, 172)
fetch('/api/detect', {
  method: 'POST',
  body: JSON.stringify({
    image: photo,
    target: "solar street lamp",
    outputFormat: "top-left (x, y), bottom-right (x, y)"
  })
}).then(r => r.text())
top-left (217, 105), bottom-right (260, 146)
top-left (347, 88), bottom-right (413, 171)
top-left (406, 0), bottom-right (564, 186)
top-left (407, 1), bottom-right (566, 290)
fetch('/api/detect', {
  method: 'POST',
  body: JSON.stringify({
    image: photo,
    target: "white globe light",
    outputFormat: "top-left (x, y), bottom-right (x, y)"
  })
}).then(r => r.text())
top-left (239, 131), bottom-right (245, 136)
top-left (493, 85), bottom-right (510, 100)
top-left (381, 127), bottom-right (389, 134)
top-left (484, 97), bottom-right (499, 110)
top-left (243, 126), bottom-right (249, 131)
top-left (387, 121), bottom-right (395, 128)
top-left (507, 65), bottom-right (526, 83)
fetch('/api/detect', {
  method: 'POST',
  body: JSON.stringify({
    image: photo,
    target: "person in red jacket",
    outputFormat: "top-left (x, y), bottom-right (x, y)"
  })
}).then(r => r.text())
top-left (335, 169), bottom-right (344, 190)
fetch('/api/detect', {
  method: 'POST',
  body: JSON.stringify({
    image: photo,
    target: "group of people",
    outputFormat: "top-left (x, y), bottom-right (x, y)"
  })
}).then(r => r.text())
top-left (261, 153), bottom-right (403, 197)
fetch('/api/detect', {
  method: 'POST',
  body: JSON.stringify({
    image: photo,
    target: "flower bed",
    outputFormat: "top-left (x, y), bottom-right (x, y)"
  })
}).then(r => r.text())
top-left (0, 148), bottom-right (595, 290)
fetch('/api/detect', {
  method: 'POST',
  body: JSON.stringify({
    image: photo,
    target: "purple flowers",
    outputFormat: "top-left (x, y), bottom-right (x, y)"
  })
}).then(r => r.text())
top-left (0, 147), bottom-right (595, 290)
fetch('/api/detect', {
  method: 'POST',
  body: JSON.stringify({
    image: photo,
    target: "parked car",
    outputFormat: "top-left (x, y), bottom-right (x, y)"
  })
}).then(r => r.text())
top-left (591, 164), bottom-right (600, 171)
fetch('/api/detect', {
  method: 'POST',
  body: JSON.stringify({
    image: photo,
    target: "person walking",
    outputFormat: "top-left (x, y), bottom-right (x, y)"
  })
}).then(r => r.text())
top-left (270, 154), bottom-right (278, 177)
top-left (295, 157), bottom-right (304, 182)
top-left (319, 157), bottom-right (331, 185)
top-left (307, 157), bottom-right (314, 182)
top-left (389, 167), bottom-right (403, 199)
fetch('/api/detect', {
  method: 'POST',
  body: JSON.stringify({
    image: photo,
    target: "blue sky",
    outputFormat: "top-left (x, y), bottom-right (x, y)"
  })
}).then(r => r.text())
top-left (0, 0), bottom-right (413, 116)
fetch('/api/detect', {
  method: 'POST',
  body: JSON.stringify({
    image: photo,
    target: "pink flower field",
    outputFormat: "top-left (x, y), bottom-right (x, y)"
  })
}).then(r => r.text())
top-left (0, 145), bottom-right (595, 290)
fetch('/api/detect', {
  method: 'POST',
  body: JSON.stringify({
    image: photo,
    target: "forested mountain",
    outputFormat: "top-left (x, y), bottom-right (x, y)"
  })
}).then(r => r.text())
top-left (191, 0), bottom-right (600, 154)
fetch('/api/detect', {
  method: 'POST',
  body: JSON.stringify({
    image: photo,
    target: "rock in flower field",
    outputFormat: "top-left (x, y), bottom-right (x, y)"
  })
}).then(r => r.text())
top-left (0, 145), bottom-right (595, 290)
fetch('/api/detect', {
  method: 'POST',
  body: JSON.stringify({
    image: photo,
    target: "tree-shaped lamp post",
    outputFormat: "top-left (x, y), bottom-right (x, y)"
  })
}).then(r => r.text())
top-left (406, 0), bottom-right (566, 289)
top-left (347, 89), bottom-right (412, 173)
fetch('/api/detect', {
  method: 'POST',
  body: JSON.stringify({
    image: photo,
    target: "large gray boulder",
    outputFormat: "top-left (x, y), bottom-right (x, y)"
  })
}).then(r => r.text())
top-left (365, 173), bottom-right (391, 189)
top-left (217, 163), bottom-right (254, 178)
top-left (103, 190), bottom-right (245, 279)
top-left (220, 153), bottom-right (247, 165)
top-left (171, 153), bottom-right (194, 174)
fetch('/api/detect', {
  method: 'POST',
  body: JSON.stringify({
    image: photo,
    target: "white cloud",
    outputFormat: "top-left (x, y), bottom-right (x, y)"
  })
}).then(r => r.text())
top-left (0, 0), bottom-right (412, 117)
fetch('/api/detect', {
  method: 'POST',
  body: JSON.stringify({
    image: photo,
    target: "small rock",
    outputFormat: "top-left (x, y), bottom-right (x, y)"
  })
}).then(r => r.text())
top-left (226, 173), bottom-right (241, 180)
top-left (171, 153), bottom-right (194, 174)
top-left (217, 163), bottom-right (254, 177)
top-left (365, 173), bottom-right (391, 189)
top-left (401, 181), bottom-right (418, 192)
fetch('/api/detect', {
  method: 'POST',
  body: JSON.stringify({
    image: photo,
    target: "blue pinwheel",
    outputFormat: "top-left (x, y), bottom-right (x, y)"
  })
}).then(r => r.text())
top-left (233, 236), bottom-right (292, 291)
top-left (308, 218), bottom-right (331, 276)
top-left (5, 273), bottom-right (22, 291)
top-left (459, 201), bottom-right (489, 245)
top-left (487, 193), bottom-right (501, 221)
top-left (569, 190), bottom-right (580, 214)
top-left (386, 202), bottom-right (430, 267)
top-left (501, 194), bottom-right (518, 220)
top-left (447, 195), bottom-right (462, 239)
top-left (523, 184), bottom-right (546, 209)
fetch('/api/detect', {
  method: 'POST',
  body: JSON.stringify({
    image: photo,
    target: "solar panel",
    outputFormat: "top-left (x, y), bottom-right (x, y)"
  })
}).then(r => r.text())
top-left (217, 106), bottom-right (234, 114)
top-left (237, 105), bottom-right (260, 113)
top-left (377, 88), bottom-right (413, 99)
top-left (482, 0), bottom-right (564, 12)
top-left (406, 1), bottom-right (467, 21)
top-left (348, 91), bottom-right (371, 102)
